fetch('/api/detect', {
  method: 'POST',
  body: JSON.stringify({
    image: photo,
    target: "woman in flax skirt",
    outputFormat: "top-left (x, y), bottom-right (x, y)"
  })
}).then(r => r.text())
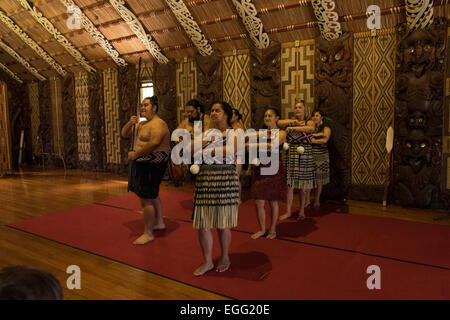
top-left (277, 100), bottom-right (316, 220)
top-left (191, 101), bottom-right (239, 276)
top-left (310, 109), bottom-right (331, 208)
top-left (248, 107), bottom-right (287, 240)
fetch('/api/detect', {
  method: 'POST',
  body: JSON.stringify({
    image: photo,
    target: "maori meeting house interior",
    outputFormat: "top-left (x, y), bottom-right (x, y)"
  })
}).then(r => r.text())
top-left (0, 0), bottom-right (449, 301)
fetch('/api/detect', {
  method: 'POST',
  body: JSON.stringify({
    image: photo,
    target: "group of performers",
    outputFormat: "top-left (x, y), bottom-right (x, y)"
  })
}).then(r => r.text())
top-left (121, 96), bottom-right (331, 276)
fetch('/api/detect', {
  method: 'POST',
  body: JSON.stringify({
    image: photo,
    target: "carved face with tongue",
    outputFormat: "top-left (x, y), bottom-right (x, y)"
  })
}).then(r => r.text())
top-left (400, 29), bottom-right (435, 78)
top-left (403, 129), bottom-right (431, 173)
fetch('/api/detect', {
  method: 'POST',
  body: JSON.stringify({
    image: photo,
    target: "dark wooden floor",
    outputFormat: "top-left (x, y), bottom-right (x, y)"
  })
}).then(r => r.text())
top-left (1, 168), bottom-right (449, 300)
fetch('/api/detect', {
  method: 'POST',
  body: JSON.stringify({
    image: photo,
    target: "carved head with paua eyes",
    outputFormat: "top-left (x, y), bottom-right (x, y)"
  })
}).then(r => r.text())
top-left (403, 129), bottom-right (431, 173)
top-left (399, 29), bottom-right (436, 78)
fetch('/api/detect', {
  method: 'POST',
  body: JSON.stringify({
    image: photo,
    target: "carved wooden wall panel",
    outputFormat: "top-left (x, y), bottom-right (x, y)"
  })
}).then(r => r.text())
top-left (196, 52), bottom-right (223, 114)
top-left (28, 82), bottom-right (40, 160)
top-left (393, 19), bottom-right (447, 209)
top-left (314, 32), bottom-right (353, 201)
top-left (61, 74), bottom-right (78, 168)
top-left (153, 60), bottom-right (177, 133)
top-left (118, 65), bottom-right (137, 175)
top-left (87, 72), bottom-right (105, 171)
top-left (75, 72), bottom-right (91, 163)
top-left (38, 80), bottom-right (52, 157)
top-left (250, 41), bottom-right (281, 129)
top-left (0, 81), bottom-right (12, 173)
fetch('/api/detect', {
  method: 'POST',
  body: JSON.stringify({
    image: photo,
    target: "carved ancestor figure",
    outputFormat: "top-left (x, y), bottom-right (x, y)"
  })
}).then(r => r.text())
top-left (153, 60), bottom-right (177, 133)
top-left (196, 52), bottom-right (222, 113)
top-left (314, 32), bottom-right (353, 201)
top-left (393, 19), bottom-right (446, 208)
top-left (250, 41), bottom-right (281, 129)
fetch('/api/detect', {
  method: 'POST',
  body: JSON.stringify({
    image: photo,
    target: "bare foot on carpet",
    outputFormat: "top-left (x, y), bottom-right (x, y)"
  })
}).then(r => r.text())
top-left (216, 259), bottom-right (231, 273)
top-left (251, 230), bottom-right (265, 239)
top-left (194, 263), bottom-right (214, 276)
top-left (279, 213), bottom-right (291, 220)
top-left (297, 213), bottom-right (306, 221)
top-left (313, 202), bottom-right (320, 208)
top-left (266, 231), bottom-right (276, 239)
top-left (133, 233), bottom-right (154, 245)
top-left (153, 223), bottom-right (166, 230)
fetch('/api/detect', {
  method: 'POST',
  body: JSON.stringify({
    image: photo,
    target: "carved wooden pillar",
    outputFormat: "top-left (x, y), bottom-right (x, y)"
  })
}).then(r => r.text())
top-left (153, 60), bottom-right (177, 133)
top-left (61, 74), bottom-right (78, 168)
top-left (393, 19), bottom-right (447, 208)
top-left (38, 80), bottom-right (52, 158)
top-left (0, 72), bottom-right (31, 168)
top-left (118, 65), bottom-right (137, 175)
top-left (87, 72), bottom-right (105, 171)
top-left (250, 41), bottom-right (281, 130)
top-left (196, 52), bottom-right (223, 114)
top-left (314, 32), bottom-right (353, 201)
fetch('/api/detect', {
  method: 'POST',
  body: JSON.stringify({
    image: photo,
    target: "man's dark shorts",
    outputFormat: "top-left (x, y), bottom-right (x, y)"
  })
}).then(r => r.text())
top-left (128, 152), bottom-right (169, 199)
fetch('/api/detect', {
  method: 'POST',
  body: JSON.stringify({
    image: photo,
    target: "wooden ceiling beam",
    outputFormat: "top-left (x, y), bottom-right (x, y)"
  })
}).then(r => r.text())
top-left (58, 0), bottom-right (127, 66)
top-left (0, 8), bottom-right (67, 76)
top-left (15, 0), bottom-right (96, 72)
top-left (108, 0), bottom-right (168, 63)
top-left (0, 39), bottom-right (46, 80)
top-left (0, 60), bottom-right (24, 83)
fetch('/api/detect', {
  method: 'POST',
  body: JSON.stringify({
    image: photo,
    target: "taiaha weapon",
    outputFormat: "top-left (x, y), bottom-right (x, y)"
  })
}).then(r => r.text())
top-left (383, 126), bottom-right (394, 207)
top-left (130, 57), bottom-right (142, 152)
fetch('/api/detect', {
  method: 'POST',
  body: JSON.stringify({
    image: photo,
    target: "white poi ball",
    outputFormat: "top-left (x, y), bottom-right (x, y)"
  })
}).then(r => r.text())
top-left (190, 164), bottom-right (200, 175)
top-left (283, 142), bottom-right (289, 150)
top-left (297, 146), bottom-right (305, 154)
top-left (251, 158), bottom-right (260, 166)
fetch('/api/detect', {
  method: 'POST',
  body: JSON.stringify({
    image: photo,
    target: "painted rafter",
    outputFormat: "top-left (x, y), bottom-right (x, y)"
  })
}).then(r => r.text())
top-left (58, 0), bottom-right (127, 67)
top-left (165, 0), bottom-right (213, 56)
top-left (0, 9), bottom-right (67, 76)
top-left (311, 0), bottom-right (342, 40)
top-left (405, 0), bottom-right (434, 30)
top-left (0, 39), bottom-right (46, 81)
top-left (0, 61), bottom-right (23, 83)
top-left (108, 0), bottom-right (168, 64)
top-left (230, 0), bottom-right (270, 49)
top-left (15, 0), bottom-right (96, 73)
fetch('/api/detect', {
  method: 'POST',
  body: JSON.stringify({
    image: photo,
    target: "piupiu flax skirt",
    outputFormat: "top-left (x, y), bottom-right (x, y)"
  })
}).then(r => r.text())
top-left (312, 144), bottom-right (330, 186)
top-left (284, 143), bottom-right (315, 190)
top-left (192, 164), bottom-right (239, 229)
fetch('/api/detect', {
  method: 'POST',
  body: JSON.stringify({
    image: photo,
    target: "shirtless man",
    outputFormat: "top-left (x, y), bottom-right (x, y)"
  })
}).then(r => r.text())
top-left (177, 99), bottom-right (210, 136)
top-left (121, 96), bottom-right (170, 245)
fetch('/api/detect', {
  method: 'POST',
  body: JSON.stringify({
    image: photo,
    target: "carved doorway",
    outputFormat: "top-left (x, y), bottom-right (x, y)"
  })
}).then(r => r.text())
top-left (0, 81), bottom-right (12, 175)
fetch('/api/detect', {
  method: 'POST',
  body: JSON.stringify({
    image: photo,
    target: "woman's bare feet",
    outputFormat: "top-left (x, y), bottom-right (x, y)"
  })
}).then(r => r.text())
top-left (313, 202), bottom-right (320, 208)
top-left (251, 230), bottom-right (265, 239)
top-left (266, 231), bottom-right (276, 239)
top-left (279, 213), bottom-right (291, 220)
top-left (193, 263), bottom-right (214, 276)
top-left (153, 223), bottom-right (166, 230)
top-left (133, 233), bottom-right (154, 245)
top-left (216, 259), bottom-right (231, 273)
top-left (297, 213), bottom-right (306, 221)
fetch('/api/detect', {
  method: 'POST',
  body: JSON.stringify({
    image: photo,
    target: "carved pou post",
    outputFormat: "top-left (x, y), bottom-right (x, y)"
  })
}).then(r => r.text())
top-left (153, 60), bottom-right (177, 133)
top-left (393, 19), bottom-right (447, 208)
top-left (195, 52), bottom-right (223, 114)
top-left (250, 41), bottom-right (281, 130)
top-left (314, 32), bottom-right (353, 201)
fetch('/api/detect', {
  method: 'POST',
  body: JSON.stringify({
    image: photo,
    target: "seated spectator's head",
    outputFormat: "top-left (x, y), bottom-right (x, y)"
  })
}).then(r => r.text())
top-left (0, 266), bottom-right (63, 300)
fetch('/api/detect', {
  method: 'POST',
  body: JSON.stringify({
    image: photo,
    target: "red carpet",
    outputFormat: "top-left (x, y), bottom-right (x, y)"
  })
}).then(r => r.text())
top-left (99, 189), bottom-right (450, 269)
top-left (8, 190), bottom-right (450, 299)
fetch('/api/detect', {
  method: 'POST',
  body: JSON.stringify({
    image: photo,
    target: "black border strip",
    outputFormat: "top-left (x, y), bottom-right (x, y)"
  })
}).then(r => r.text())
top-left (5, 224), bottom-right (235, 300)
top-left (94, 202), bottom-right (450, 271)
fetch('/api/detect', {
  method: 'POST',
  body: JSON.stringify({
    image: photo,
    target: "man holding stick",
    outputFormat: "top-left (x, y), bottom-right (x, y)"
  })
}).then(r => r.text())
top-left (121, 96), bottom-right (170, 245)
